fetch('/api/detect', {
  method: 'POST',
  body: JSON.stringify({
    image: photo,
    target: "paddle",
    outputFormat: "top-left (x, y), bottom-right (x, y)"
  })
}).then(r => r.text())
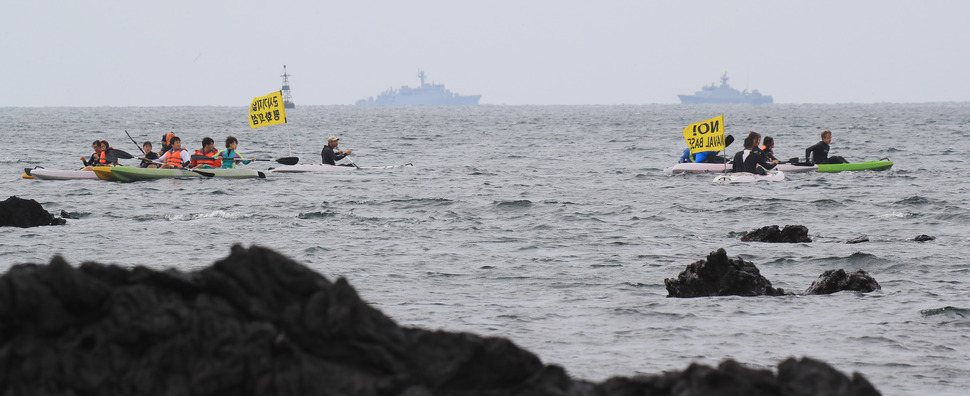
top-left (125, 130), bottom-right (147, 155)
top-left (344, 156), bottom-right (360, 170)
top-left (138, 157), bottom-right (214, 177)
top-left (190, 154), bottom-right (298, 165)
top-left (109, 149), bottom-right (134, 160)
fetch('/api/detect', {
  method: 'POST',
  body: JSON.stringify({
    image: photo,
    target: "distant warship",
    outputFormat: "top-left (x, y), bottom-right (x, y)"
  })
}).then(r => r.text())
top-left (281, 65), bottom-right (294, 109)
top-left (356, 71), bottom-right (480, 106)
top-left (678, 73), bottom-right (773, 105)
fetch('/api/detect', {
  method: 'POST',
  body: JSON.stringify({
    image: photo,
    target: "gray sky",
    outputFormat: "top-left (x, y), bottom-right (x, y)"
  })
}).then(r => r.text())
top-left (3, 0), bottom-right (969, 106)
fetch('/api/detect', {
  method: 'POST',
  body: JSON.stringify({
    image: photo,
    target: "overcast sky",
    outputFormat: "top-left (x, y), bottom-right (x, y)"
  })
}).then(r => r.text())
top-left (3, 0), bottom-right (969, 106)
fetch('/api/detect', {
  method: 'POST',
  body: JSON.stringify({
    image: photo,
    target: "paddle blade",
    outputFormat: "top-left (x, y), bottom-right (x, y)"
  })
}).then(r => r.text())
top-left (112, 149), bottom-right (134, 159)
top-left (191, 169), bottom-right (215, 177)
top-left (276, 157), bottom-right (299, 165)
top-left (724, 135), bottom-right (735, 148)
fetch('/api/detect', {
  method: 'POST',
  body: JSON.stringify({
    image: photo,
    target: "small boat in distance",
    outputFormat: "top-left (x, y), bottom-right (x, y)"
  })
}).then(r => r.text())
top-left (356, 70), bottom-right (481, 106)
top-left (679, 73), bottom-right (773, 105)
top-left (281, 65), bottom-right (294, 109)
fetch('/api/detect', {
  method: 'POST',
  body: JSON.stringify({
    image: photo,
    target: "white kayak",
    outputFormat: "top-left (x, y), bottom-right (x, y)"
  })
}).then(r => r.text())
top-left (269, 163), bottom-right (413, 173)
top-left (713, 170), bottom-right (785, 184)
top-left (25, 168), bottom-right (100, 180)
top-left (665, 162), bottom-right (817, 174)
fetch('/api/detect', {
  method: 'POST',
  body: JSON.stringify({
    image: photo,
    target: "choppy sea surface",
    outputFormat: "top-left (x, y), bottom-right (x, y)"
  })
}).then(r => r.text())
top-left (2, 104), bottom-right (969, 395)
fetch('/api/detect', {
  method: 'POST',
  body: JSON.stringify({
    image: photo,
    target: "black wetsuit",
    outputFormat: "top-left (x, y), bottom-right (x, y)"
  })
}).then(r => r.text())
top-left (321, 145), bottom-right (347, 165)
top-left (805, 141), bottom-right (847, 164)
top-left (762, 146), bottom-right (778, 162)
top-left (140, 152), bottom-right (159, 168)
top-left (743, 150), bottom-right (776, 175)
top-left (731, 150), bottom-right (747, 173)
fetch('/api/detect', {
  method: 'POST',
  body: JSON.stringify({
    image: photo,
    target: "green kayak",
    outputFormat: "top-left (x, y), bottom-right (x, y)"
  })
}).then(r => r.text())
top-left (816, 160), bottom-right (893, 173)
top-left (110, 166), bottom-right (266, 182)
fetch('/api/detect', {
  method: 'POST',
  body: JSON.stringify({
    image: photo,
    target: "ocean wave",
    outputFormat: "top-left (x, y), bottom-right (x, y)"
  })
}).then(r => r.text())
top-left (169, 210), bottom-right (253, 221)
top-left (920, 306), bottom-right (969, 318)
top-left (493, 200), bottom-right (533, 208)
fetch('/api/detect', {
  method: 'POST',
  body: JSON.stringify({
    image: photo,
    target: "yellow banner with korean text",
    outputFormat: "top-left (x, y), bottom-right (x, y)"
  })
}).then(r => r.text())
top-left (249, 91), bottom-right (287, 129)
top-left (682, 114), bottom-right (725, 154)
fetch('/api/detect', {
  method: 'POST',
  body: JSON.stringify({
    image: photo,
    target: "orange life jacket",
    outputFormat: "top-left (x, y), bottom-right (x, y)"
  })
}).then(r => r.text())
top-left (192, 149), bottom-right (221, 168)
top-left (165, 149), bottom-right (184, 167)
top-left (98, 147), bottom-right (116, 165)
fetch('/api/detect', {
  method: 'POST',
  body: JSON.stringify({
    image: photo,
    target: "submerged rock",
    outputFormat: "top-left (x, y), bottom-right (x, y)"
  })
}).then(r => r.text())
top-left (741, 225), bottom-right (812, 243)
top-left (0, 196), bottom-right (66, 227)
top-left (0, 245), bottom-right (879, 395)
top-left (913, 234), bottom-right (935, 242)
top-left (804, 269), bottom-right (881, 295)
top-left (664, 248), bottom-right (786, 297)
top-left (846, 235), bottom-right (870, 244)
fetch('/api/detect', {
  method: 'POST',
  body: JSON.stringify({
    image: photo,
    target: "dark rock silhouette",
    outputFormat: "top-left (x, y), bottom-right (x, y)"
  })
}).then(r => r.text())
top-left (913, 234), bottom-right (935, 242)
top-left (664, 248), bottom-right (786, 297)
top-left (846, 235), bottom-right (869, 244)
top-left (804, 269), bottom-right (881, 295)
top-left (741, 225), bottom-right (812, 243)
top-left (60, 210), bottom-right (79, 220)
top-left (0, 196), bottom-right (66, 227)
top-left (0, 245), bottom-right (880, 395)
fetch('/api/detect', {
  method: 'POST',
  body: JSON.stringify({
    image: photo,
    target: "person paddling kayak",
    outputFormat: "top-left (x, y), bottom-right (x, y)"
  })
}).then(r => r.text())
top-left (190, 137), bottom-right (222, 169)
top-left (140, 142), bottom-right (159, 168)
top-left (80, 140), bottom-right (103, 170)
top-left (321, 136), bottom-right (353, 166)
top-left (154, 136), bottom-right (190, 169)
top-left (678, 135), bottom-right (734, 164)
top-left (805, 130), bottom-right (848, 164)
top-left (215, 136), bottom-right (252, 169)
top-left (732, 132), bottom-right (777, 175)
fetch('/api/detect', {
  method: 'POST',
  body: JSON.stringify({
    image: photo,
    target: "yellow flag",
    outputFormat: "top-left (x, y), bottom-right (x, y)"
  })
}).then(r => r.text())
top-left (682, 114), bottom-right (725, 154)
top-left (249, 91), bottom-right (287, 129)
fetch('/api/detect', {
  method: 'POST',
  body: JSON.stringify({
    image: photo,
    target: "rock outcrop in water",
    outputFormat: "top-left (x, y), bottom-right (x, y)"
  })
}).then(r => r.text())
top-left (0, 196), bottom-right (66, 227)
top-left (741, 225), bottom-right (812, 243)
top-left (664, 248), bottom-right (786, 297)
top-left (804, 269), bottom-right (881, 295)
top-left (0, 245), bottom-right (880, 395)
top-left (913, 234), bottom-right (935, 242)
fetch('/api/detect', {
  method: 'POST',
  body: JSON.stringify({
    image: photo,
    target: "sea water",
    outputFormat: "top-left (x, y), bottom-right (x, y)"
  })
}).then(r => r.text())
top-left (1, 104), bottom-right (969, 395)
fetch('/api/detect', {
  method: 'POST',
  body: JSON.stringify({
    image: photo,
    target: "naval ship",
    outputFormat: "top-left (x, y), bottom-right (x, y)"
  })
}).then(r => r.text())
top-left (356, 71), bottom-right (481, 106)
top-left (678, 73), bottom-right (773, 105)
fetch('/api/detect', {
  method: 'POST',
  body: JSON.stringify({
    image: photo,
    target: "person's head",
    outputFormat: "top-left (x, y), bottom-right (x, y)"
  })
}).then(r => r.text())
top-left (143, 141), bottom-right (153, 152)
top-left (763, 136), bottom-right (774, 148)
top-left (225, 136), bottom-right (238, 149)
top-left (202, 137), bottom-right (214, 150)
top-left (821, 130), bottom-right (832, 143)
top-left (170, 136), bottom-right (181, 149)
top-left (100, 140), bottom-right (109, 150)
top-left (163, 132), bottom-right (175, 145)
top-left (92, 140), bottom-right (102, 152)
top-left (743, 136), bottom-right (754, 150)
top-left (746, 131), bottom-right (761, 147)
top-left (327, 136), bottom-right (339, 147)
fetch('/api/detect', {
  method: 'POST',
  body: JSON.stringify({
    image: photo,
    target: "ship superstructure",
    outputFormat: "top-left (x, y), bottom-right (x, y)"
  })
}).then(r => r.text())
top-left (356, 71), bottom-right (480, 106)
top-left (678, 73), bottom-right (773, 105)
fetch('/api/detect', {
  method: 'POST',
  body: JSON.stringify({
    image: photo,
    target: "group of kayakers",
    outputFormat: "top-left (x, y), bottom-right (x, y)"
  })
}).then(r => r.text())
top-left (82, 132), bottom-right (253, 170)
top-left (679, 130), bottom-right (849, 174)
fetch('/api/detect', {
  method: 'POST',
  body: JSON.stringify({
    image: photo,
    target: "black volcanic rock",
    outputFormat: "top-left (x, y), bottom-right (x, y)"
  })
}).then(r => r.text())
top-left (664, 248), bottom-right (785, 297)
top-left (804, 269), bottom-right (881, 295)
top-left (913, 234), bottom-right (935, 242)
top-left (0, 196), bottom-right (66, 227)
top-left (741, 225), bottom-right (812, 243)
top-left (0, 245), bottom-right (879, 395)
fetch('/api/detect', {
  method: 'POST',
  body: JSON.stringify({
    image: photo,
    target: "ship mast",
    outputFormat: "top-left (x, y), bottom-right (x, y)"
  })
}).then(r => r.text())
top-left (417, 70), bottom-right (427, 87)
top-left (281, 65), bottom-right (295, 109)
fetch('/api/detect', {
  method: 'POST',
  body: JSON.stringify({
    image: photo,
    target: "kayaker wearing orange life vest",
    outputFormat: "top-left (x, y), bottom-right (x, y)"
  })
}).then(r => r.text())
top-left (190, 137), bottom-right (222, 168)
top-left (159, 132), bottom-right (176, 156)
top-left (96, 140), bottom-right (121, 166)
top-left (154, 136), bottom-right (190, 169)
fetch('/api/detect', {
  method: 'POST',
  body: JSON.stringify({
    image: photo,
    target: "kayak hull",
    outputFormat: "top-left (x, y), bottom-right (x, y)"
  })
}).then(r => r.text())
top-left (713, 170), bottom-right (785, 184)
top-left (665, 163), bottom-right (817, 174)
top-left (93, 166), bottom-right (118, 181)
top-left (269, 163), bottom-right (412, 173)
top-left (28, 168), bottom-right (100, 180)
top-left (110, 166), bottom-right (265, 182)
top-left (816, 160), bottom-right (893, 173)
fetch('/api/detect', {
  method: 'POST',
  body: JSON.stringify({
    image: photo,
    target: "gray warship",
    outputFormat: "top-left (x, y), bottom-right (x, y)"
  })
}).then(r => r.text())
top-left (355, 71), bottom-right (481, 106)
top-left (678, 73), bottom-right (773, 105)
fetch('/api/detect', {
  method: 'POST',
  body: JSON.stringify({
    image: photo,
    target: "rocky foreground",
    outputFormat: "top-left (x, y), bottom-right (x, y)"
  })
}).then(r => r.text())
top-left (0, 245), bottom-right (880, 395)
top-left (0, 196), bottom-right (66, 227)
